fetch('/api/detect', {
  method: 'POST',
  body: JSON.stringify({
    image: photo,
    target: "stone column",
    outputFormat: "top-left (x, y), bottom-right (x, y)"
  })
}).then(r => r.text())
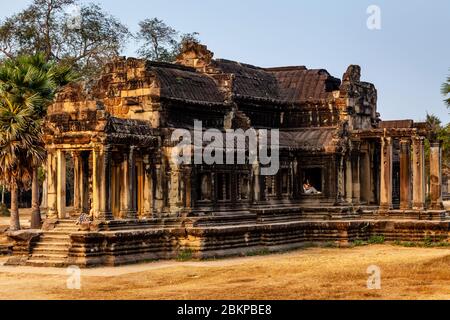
top-left (40, 176), bottom-right (48, 210)
top-left (72, 152), bottom-right (81, 213)
top-left (351, 151), bottom-right (361, 204)
top-left (92, 148), bottom-right (100, 216)
top-left (345, 157), bottom-right (353, 204)
top-left (292, 157), bottom-right (299, 199)
top-left (430, 141), bottom-right (444, 210)
top-left (379, 137), bottom-right (393, 210)
top-left (120, 147), bottom-right (137, 219)
top-left (81, 153), bottom-right (90, 213)
top-left (360, 147), bottom-right (371, 204)
top-left (412, 136), bottom-right (426, 210)
top-left (127, 146), bottom-right (137, 219)
top-left (168, 161), bottom-right (182, 215)
top-left (184, 167), bottom-right (193, 210)
top-left (98, 145), bottom-right (113, 220)
top-left (142, 155), bottom-right (152, 218)
top-left (399, 139), bottom-right (412, 210)
top-left (252, 160), bottom-right (261, 203)
top-left (335, 155), bottom-right (345, 204)
top-left (46, 150), bottom-right (58, 219)
top-left (154, 161), bottom-right (164, 215)
top-left (56, 149), bottom-right (67, 219)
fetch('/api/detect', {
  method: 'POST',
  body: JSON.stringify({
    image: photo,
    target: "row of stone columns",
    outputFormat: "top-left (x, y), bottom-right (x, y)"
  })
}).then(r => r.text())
top-left (344, 144), bottom-right (374, 205)
top-left (380, 136), bottom-right (443, 211)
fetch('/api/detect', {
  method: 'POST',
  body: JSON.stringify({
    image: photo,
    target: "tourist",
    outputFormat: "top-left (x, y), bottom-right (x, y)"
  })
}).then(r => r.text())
top-left (303, 180), bottom-right (321, 195)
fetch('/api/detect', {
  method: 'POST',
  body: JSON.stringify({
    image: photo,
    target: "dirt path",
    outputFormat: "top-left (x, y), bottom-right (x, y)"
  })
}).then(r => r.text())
top-left (1, 245), bottom-right (450, 300)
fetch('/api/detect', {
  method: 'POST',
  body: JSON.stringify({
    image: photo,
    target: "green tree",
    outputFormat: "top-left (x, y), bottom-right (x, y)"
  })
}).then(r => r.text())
top-left (0, 0), bottom-right (130, 78)
top-left (0, 97), bottom-right (44, 230)
top-left (442, 72), bottom-right (450, 108)
top-left (137, 18), bottom-right (199, 62)
top-left (0, 54), bottom-right (75, 230)
top-left (425, 113), bottom-right (450, 170)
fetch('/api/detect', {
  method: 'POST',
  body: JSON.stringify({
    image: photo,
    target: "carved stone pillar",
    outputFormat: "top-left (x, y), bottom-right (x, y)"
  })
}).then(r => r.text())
top-left (360, 146), bottom-right (371, 204)
top-left (399, 139), bottom-right (412, 210)
top-left (154, 162), bottom-right (164, 215)
top-left (142, 155), bottom-right (152, 218)
top-left (46, 150), bottom-right (58, 219)
top-left (412, 136), bottom-right (426, 210)
top-left (351, 150), bottom-right (361, 204)
top-left (81, 152), bottom-right (90, 213)
top-left (56, 149), bottom-right (67, 219)
top-left (430, 141), bottom-right (444, 210)
top-left (345, 157), bottom-right (353, 204)
top-left (334, 155), bottom-right (343, 204)
top-left (92, 148), bottom-right (100, 216)
top-left (121, 146), bottom-right (137, 219)
top-left (72, 151), bottom-right (81, 213)
top-left (40, 176), bottom-right (48, 210)
top-left (380, 137), bottom-right (393, 210)
top-left (168, 161), bottom-right (182, 215)
top-left (184, 167), bottom-right (193, 210)
top-left (252, 160), bottom-right (261, 203)
top-left (98, 145), bottom-right (113, 221)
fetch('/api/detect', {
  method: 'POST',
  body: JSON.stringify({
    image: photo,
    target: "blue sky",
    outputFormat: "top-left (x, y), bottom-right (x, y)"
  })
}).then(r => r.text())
top-left (2, 0), bottom-right (450, 123)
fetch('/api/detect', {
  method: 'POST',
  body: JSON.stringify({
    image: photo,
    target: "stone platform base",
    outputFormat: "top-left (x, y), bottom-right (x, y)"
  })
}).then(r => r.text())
top-left (68, 220), bottom-right (450, 267)
top-left (6, 207), bottom-right (450, 267)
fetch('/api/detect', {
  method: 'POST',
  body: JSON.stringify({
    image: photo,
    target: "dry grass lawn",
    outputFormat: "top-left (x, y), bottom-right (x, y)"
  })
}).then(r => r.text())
top-left (0, 245), bottom-right (450, 300)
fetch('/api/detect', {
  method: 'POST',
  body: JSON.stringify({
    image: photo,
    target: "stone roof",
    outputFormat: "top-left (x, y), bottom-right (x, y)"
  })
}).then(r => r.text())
top-left (148, 62), bottom-right (225, 104)
top-left (266, 67), bottom-right (341, 104)
top-left (211, 59), bottom-right (280, 101)
top-left (278, 128), bottom-right (340, 152)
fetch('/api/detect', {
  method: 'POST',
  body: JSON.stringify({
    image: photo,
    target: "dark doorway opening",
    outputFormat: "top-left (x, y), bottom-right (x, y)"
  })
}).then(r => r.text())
top-left (302, 168), bottom-right (322, 193)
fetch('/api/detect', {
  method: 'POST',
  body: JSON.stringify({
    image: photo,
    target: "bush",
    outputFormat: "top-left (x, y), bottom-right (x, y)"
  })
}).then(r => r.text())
top-left (176, 249), bottom-right (194, 261)
top-left (368, 235), bottom-right (385, 244)
top-left (352, 240), bottom-right (368, 247)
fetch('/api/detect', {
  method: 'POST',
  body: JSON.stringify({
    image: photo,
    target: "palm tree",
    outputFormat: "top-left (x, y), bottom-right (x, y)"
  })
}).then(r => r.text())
top-left (0, 53), bottom-right (74, 230)
top-left (442, 72), bottom-right (450, 108)
top-left (0, 97), bottom-right (45, 230)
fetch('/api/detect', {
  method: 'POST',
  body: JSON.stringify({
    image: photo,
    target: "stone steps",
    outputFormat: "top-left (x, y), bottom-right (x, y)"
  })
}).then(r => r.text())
top-left (25, 221), bottom-right (74, 267)
top-left (26, 259), bottom-right (68, 268)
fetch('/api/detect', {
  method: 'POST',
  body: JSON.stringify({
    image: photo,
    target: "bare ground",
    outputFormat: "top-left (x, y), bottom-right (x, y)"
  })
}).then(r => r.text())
top-left (0, 245), bottom-right (450, 300)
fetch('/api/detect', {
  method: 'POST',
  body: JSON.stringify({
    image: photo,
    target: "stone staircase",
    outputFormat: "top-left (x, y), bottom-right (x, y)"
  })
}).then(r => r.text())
top-left (26, 220), bottom-right (78, 267)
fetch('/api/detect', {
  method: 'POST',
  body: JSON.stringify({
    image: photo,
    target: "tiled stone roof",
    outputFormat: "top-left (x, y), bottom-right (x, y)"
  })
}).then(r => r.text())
top-left (266, 67), bottom-right (341, 104)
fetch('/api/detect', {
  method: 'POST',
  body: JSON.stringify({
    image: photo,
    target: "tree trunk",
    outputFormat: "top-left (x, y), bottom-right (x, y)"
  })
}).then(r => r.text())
top-left (31, 167), bottom-right (41, 229)
top-left (9, 183), bottom-right (20, 231)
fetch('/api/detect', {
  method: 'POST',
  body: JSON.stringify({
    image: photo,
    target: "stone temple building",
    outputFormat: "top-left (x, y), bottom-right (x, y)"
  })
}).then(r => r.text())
top-left (7, 43), bottom-right (449, 267)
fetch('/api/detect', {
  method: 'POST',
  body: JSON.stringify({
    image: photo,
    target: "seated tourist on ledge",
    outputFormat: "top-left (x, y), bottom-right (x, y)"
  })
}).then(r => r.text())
top-left (75, 209), bottom-right (93, 226)
top-left (303, 180), bottom-right (322, 195)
